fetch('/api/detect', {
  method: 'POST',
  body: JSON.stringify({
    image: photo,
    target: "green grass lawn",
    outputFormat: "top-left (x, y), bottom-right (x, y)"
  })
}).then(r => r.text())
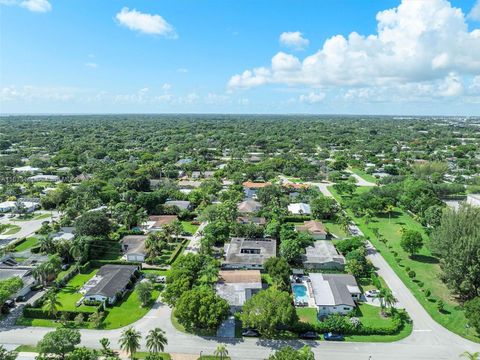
top-left (329, 185), bottom-right (480, 343)
top-left (133, 352), bottom-right (171, 359)
top-left (53, 270), bottom-right (99, 312)
top-left (2, 224), bottom-right (21, 235)
top-left (181, 220), bottom-right (199, 235)
top-left (323, 220), bottom-right (348, 238)
top-left (350, 168), bottom-right (378, 184)
top-left (13, 236), bottom-right (39, 252)
top-left (15, 345), bottom-right (38, 352)
top-left (296, 307), bottom-right (318, 324)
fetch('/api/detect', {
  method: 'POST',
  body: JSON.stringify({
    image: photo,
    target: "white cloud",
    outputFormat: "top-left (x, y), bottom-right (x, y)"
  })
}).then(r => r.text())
top-left (177, 68), bottom-right (188, 73)
top-left (85, 62), bottom-right (98, 68)
top-left (229, 0), bottom-right (480, 100)
top-left (299, 91), bottom-right (326, 104)
top-left (279, 31), bottom-right (309, 50)
top-left (161, 83), bottom-right (172, 91)
top-left (468, 0), bottom-right (480, 20)
top-left (1, 85), bottom-right (77, 101)
top-left (115, 7), bottom-right (177, 37)
top-left (1, 0), bottom-right (51, 12)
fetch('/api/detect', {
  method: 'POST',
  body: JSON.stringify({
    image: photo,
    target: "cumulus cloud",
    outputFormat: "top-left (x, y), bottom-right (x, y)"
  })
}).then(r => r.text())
top-left (1, 0), bottom-right (51, 12)
top-left (85, 62), bottom-right (98, 68)
top-left (229, 0), bottom-right (480, 99)
top-left (468, 0), bottom-right (480, 20)
top-left (279, 31), bottom-right (309, 50)
top-left (116, 7), bottom-right (177, 37)
top-left (299, 91), bottom-right (326, 104)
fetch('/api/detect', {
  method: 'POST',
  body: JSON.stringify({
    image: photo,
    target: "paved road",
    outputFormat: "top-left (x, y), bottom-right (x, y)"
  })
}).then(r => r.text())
top-left (345, 169), bottom-right (377, 187)
top-left (0, 211), bottom-right (59, 244)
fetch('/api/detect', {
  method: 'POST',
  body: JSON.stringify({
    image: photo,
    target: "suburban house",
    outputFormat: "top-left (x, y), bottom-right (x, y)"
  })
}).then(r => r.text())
top-left (82, 264), bottom-right (138, 304)
top-left (0, 255), bottom-right (37, 298)
top-left (467, 194), bottom-right (480, 207)
top-left (288, 203), bottom-right (312, 215)
top-left (309, 273), bottom-right (361, 317)
top-left (121, 235), bottom-right (147, 262)
top-left (178, 180), bottom-right (202, 189)
top-left (28, 174), bottom-right (60, 182)
top-left (50, 227), bottom-right (75, 242)
top-left (242, 181), bottom-right (270, 199)
top-left (237, 216), bottom-right (267, 226)
top-left (222, 237), bottom-right (276, 270)
top-left (237, 199), bottom-right (262, 214)
top-left (12, 166), bottom-right (40, 173)
top-left (215, 270), bottom-right (263, 312)
top-left (295, 220), bottom-right (328, 240)
top-left (0, 200), bottom-right (39, 213)
top-left (302, 241), bottom-right (346, 270)
top-left (144, 215), bottom-right (179, 232)
top-left (164, 200), bottom-right (191, 210)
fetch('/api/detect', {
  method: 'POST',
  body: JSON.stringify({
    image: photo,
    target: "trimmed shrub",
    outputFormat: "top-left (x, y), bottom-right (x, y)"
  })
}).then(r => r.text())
top-left (408, 270), bottom-right (416, 278)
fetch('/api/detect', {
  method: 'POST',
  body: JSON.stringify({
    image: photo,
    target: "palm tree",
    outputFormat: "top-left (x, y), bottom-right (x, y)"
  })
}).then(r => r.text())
top-left (199, 262), bottom-right (219, 286)
top-left (460, 352), bottom-right (480, 360)
top-left (337, 212), bottom-right (351, 234)
top-left (146, 328), bottom-right (168, 354)
top-left (44, 292), bottom-right (61, 319)
top-left (383, 289), bottom-right (397, 315)
top-left (384, 204), bottom-right (395, 223)
top-left (214, 344), bottom-right (229, 360)
top-left (119, 327), bottom-right (141, 360)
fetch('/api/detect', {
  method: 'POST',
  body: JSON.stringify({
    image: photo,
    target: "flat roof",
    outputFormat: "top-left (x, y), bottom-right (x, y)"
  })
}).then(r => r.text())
top-left (224, 238), bottom-right (276, 266)
top-left (303, 241), bottom-right (345, 266)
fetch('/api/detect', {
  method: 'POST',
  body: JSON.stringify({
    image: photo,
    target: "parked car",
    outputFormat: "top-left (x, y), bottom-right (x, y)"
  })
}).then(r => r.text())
top-left (4, 299), bottom-right (15, 308)
top-left (16, 295), bottom-right (26, 302)
top-left (323, 332), bottom-right (344, 341)
top-left (299, 331), bottom-right (319, 339)
top-left (365, 290), bottom-right (380, 298)
top-left (242, 329), bottom-right (260, 337)
top-left (61, 264), bottom-right (70, 271)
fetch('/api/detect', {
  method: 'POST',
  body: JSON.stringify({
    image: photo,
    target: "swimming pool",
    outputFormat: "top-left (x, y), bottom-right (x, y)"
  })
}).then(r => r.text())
top-left (292, 284), bottom-right (309, 302)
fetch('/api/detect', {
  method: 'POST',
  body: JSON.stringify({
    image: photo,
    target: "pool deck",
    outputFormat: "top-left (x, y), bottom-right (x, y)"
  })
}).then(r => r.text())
top-left (291, 278), bottom-right (317, 308)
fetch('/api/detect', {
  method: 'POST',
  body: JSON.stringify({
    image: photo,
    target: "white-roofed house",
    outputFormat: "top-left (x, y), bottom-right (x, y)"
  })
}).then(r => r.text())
top-left (287, 203), bottom-right (312, 215)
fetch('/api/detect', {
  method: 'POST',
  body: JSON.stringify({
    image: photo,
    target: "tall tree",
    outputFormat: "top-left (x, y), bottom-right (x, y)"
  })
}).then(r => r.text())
top-left (146, 328), bottom-right (168, 354)
top-left (119, 327), bottom-right (141, 360)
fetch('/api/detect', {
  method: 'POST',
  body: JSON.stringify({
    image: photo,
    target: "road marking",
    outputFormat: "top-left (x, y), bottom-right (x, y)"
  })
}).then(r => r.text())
top-left (413, 329), bottom-right (432, 332)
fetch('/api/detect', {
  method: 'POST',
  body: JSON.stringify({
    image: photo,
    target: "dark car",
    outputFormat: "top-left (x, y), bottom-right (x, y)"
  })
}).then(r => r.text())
top-left (16, 295), bottom-right (26, 302)
top-left (323, 332), bottom-right (344, 341)
top-left (4, 299), bottom-right (15, 308)
top-left (242, 329), bottom-right (260, 337)
top-left (299, 331), bottom-right (319, 339)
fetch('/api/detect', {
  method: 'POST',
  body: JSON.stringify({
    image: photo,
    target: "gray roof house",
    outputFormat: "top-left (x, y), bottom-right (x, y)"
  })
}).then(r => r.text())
top-left (121, 235), bottom-right (147, 262)
top-left (215, 270), bottom-right (263, 312)
top-left (302, 241), bottom-right (346, 270)
top-left (309, 273), bottom-right (361, 317)
top-left (223, 237), bottom-right (276, 270)
top-left (164, 200), bottom-right (191, 210)
top-left (83, 265), bottom-right (138, 304)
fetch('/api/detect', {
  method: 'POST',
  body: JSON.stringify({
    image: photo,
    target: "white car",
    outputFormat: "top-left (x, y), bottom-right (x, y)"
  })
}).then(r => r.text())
top-left (365, 290), bottom-right (380, 298)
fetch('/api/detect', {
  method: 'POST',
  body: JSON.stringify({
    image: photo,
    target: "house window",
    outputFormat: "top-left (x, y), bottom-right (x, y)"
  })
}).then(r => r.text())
top-left (344, 307), bottom-right (350, 310)
top-left (241, 248), bottom-right (260, 254)
top-left (333, 307), bottom-right (336, 309)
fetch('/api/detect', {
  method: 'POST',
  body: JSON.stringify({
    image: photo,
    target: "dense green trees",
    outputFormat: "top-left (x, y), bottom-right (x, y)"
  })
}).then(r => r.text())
top-left (174, 286), bottom-right (230, 331)
top-left (37, 328), bottom-right (81, 360)
top-left (264, 257), bottom-right (291, 290)
top-left (430, 205), bottom-right (480, 300)
top-left (267, 346), bottom-right (314, 360)
top-left (75, 211), bottom-right (111, 237)
top-left (400, 230), bottom-right (424, 257)
top-left (465, 297), bottom-right (480, 335)
top-left (0, 277), bottom-right (23, 304)
top-left (241, 287), bottom-right (298, 337)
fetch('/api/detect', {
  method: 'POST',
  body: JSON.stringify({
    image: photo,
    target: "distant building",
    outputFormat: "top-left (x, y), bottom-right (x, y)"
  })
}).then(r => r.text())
top-left (121, 235), bottom-right (147, 262)
top-left (50, 227), bottom-right (75, 242)
top-left (0, 200), bottom-right (39, 213)
top-left (164, 200), bottom-right (191, 210)
top-left (223, 237), bottom-right (276, 270)
top-left (287, 203), bottom-right (312, 215)
top-left (295, 220), bottom-right (328, 240)
top-left (242, 181), bottom-right (270, 199)
top-left (302, 241), bottom-right (346, 270)
top-left (82, 264), bottom-right (138, 304)
top-left (13, 166), bottom-right (40, 173)
top-left (145, 215), bottom-right (179, 232)
top-left (29, 174), bottom-right (60, 182)
top-left (310, 273), bottom-right (361, 317)
top-left (237, 199), bottom-right (262, 214)
top-left (237, 216), bottom-right (266, 226)
top-left (215, 270), bottom-right (263, 312)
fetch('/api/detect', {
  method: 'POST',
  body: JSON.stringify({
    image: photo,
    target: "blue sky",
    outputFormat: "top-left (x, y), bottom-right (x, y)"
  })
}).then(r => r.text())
top-left (1, 0), bottom-right (480, 115)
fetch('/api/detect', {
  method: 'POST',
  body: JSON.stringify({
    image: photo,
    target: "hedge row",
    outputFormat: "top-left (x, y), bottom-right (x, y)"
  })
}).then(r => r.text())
top-left (23, 306), bottom-right (105, 320)
top-left (292, 313), bottom-right (406, 336)
top-left (283, 215), bottom-right (312, 223)
top-left (167, 240), bottom-right (187, 264)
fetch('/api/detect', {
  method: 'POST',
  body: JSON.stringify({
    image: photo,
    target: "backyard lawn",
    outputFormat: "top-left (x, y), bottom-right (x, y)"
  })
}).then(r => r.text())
top-left (53, 269), bottom-right (99, 312)
top-left (181, 220), bottom-right (199, 235)
top-left (13, 236), bottom-right (39, 252)
top-left (329, 185), bottom-right (480, 343)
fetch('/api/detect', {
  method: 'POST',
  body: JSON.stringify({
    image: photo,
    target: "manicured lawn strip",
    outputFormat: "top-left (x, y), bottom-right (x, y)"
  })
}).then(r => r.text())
top-left (322, 220), bottom-right (348, 238)
top-left (200, 357), bottom-right (231, 360)
top-left (133, 352), bottom-right (171, 360)
top-left (15, 345), bottom-right (39, 352)
top-left (13, 236), bottom-right (39, 251)
top-left (345, 321), bottom-right (413, 342)
top-left (355, 303), bottom-right (394, 328)
top-left (350, 168), bottom-right (378, 184)
top-left (2, 224), bottom-right (21, 235)
top-left (181, 220), bottom-right (199, 235)
top-left (328, 186), bottom-right (480, 343)
top-left (101, 287), bottom-right (161, 329)
top-left (54, 270), bottom-right (99, 312)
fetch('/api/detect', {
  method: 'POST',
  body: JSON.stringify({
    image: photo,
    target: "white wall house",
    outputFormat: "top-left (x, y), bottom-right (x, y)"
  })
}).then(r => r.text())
top-left (467, 194), bottom-right (480, 208)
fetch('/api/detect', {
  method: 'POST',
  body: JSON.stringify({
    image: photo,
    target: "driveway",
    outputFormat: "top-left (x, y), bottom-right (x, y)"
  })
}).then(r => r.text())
top-left (184, 221), bottom-right (207, 254)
